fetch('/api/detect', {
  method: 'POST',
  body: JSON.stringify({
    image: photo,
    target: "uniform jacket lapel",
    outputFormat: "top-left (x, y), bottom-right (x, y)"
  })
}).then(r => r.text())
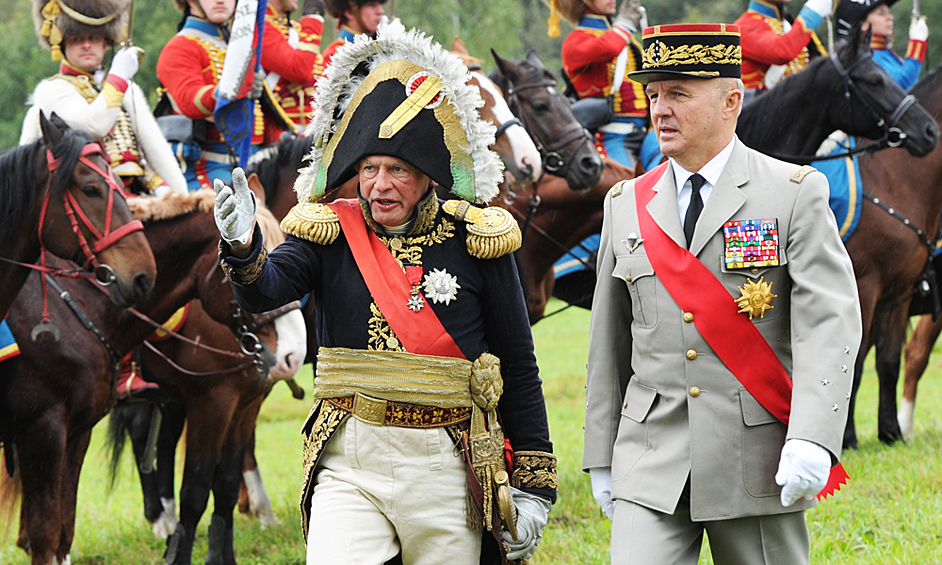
top-left (689, 140), bottom-right (750, 257)
top-left (645, 163), bottom-right (686, 249)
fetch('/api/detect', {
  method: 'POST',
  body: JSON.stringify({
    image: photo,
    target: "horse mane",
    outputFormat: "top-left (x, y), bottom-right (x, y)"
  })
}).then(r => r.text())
top-left (127, 189), bottom-right (216, 222)
top-left (0, 124), bottom-right (96, 247)
top-left (246, 135), bottom-right (315, 204)
top-left (0, 141), bottom-right (43, 247)
top-left (737, 50), bottom-right (831, 133)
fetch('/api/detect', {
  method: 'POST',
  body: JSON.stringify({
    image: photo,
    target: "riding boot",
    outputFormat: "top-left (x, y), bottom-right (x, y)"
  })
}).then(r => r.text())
top-left (205, 514), bottom-right (236, 565)
top-left (164, 523), bottom-right (193, 565)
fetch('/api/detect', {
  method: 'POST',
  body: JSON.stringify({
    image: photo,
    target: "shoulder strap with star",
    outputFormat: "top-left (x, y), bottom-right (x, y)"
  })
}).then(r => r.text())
top-left (280, 202), bottom-right (340, 244)
top-left (441, 200), bottom-right (521, 259)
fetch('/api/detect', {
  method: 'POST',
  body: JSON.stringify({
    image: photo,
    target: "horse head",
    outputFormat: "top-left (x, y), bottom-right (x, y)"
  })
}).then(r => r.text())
top-left (451, 37), bottom-right (542, 186)
top-left (37, 112), bottom-right (156, 307)
top-left (828, 25), bottom-right (938, 156)
top-left (491, 50), bottom-right (603, 190)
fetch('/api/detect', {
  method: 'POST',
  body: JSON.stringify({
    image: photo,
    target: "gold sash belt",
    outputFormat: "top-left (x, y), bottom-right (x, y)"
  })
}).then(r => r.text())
top-left (314, 347), bottom-right (475, 408)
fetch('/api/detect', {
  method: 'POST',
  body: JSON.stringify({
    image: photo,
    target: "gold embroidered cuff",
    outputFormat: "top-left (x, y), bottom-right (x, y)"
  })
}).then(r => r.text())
top-left (101, 81), bottom-right (126, 109)
top-left (512, 451), bottom-right (558, 492)
top-left (219, 243), bottom-right (268, 286)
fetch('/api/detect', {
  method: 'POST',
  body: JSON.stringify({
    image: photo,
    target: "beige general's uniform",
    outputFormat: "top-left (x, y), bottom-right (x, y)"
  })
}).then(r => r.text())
top-left (584, 139), bottom-right (862, 557)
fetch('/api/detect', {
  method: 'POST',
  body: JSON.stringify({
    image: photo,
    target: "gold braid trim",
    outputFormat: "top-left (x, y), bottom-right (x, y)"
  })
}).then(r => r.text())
top-left (219, 243), bottom-right (268, 286)
top-left (441, 200), bottom-right (521, 259)
top-left (512, 451), bottom-right (558, 491)
top-left (299, 399), bottom-right (350, 542)
top-left (642, 42), bottom-right (742, 68)
top-left (281, 202), bottom-right (340, 244)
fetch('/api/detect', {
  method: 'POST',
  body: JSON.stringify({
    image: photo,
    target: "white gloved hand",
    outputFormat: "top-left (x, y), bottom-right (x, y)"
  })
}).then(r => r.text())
top-left (213, 167), bottom-right (257, 246)
top-left (614, 0), bottom-right (644, 32)
top-left (249, 70), bottom-right (265, 100)
top-left (590, 467), bottom-right (615, 520)
top-left (910, 15), bottom-right (929, 42)
top-left (109, 46), bottom-right (144, 82)
top-left (500, 487), bottom-right (552, 561)
top-left (802, 0), bottom-right (833, 20)
top-left (775, 439), bottom-right (832, 507)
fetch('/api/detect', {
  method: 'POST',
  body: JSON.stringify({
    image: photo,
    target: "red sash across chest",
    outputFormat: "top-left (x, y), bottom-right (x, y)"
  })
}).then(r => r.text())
top-left (329, 199), bottom-right (466, 360)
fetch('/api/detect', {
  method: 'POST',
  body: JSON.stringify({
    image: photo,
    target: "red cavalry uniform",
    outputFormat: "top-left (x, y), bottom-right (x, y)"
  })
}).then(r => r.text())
top-left (262, 5), bottom-right (325, 141)
top-left (321, 25), bottom-right (358, 69)
top-left (735, 0), bottom-right (826, 90)
top-left (157, 17), bottom-right (264, 189)
top-left (562, 13), bottom-right (647, 165)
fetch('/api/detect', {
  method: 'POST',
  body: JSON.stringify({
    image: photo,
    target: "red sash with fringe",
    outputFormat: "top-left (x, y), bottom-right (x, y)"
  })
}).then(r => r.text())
top-left (329, 199), bottom-right (466, 360)
top-left (632, 163), bottom-right (848, 500)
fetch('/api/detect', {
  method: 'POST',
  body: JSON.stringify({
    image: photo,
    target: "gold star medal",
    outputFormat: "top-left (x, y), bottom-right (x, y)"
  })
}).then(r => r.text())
top-left (735, 277), bottom-right (776, 319)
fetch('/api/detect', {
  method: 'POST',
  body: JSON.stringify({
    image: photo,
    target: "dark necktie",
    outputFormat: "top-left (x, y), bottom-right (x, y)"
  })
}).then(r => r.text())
top-left (683, 174), bottom-right (706, 249)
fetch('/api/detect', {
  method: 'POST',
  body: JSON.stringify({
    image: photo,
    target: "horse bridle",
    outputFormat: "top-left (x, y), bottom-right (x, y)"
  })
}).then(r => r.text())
top-left (831, 52), bottom-right (916, 150)
top-left (504, 78), bottom-right (594, 175)
top-left (42, 143), bottom-right (145, 281)
top-left (761, 52), bottom-right (921, 164)
top-left (467, 64), bottom-right (527, 143)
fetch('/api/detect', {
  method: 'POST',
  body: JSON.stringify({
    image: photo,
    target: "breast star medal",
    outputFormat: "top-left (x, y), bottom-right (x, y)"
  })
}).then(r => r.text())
top-left (422, 268), bottom-right (461, 305)
top-left (735, 277), bottom-right (776, 319)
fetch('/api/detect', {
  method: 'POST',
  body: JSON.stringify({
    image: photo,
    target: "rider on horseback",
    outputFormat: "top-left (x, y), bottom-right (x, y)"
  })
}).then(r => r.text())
top-left (322, 0), bottom-right (387, 67)
top-left (834, 0), bottom-right (929, 90)
top-left (21, 0), bottom-right (187, 196)
top-left (260, 0), bottom-right (328, 143)
top-left (735, 0), bottom-right (830, 97)
top-left (553, 0), bottom-right (649, 168)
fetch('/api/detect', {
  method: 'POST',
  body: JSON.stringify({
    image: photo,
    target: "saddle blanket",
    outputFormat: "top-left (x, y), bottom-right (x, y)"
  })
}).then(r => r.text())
top-left (0, 319), bottom-right (20, 362)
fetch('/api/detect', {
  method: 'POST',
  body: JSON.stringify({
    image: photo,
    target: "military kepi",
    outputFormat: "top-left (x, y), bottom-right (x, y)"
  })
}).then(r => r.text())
top-left (629, 23), bottom-right (741, 84)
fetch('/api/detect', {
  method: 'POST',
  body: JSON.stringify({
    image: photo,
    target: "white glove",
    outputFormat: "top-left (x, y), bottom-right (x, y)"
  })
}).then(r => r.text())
top-left (249, 70), bottom-right (265, 101)
top-left (500, 487), bottom-right (552, 561)
top-left (910, 15), bottom-right (929, 42)
top-left (614, 0), bottom-right (644, 32)
top-left (109, 46), bottom-right (144, 82)
top-left (590, 467), bottom-right (615, 520)
top-left (775, 439), bottom-right (831, 507)
top-left (213, 167), bottom-right (257, 246)
top-left (802, 0), bottom-right (833, 20)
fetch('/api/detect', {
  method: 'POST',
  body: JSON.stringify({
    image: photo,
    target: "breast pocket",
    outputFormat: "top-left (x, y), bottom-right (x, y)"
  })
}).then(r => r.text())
top-left (612, 254), bottom-right (658, 328)
top-left (719, 250), bottom-right (789, 323)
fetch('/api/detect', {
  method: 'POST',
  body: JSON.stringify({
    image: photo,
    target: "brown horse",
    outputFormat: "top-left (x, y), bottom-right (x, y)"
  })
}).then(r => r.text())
top-left (111, 205), bottom-right (306, 565)
top-left (840, 64), bottom-right (942, 448)
top-left (0, 112), bottom-right (156, 319)
top-left (0, 190), bottom-right (285, 565)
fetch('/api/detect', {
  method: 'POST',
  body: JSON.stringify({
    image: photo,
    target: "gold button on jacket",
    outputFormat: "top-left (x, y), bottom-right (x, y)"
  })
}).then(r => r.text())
top-left (689, 386), bottom-right (701, 398)
top-left (686, 349), bottom-right (698, 360)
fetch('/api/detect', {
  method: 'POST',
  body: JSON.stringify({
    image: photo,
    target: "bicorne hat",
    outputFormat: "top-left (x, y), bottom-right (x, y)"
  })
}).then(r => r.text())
top-left (33, 0), bottom-right (130, 61)
top-left (628, 23), bottom-right (742, 85)
top-left (834, 0), bottom-right (901, 37)
top-left (294, 19), bottom-right (503, 204)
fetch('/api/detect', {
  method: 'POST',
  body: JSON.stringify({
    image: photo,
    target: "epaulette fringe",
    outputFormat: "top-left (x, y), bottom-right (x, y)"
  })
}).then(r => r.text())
top-left (280, 202), bottom-right (340, 245)
top-left (441, 200), bottom-right (521, 259)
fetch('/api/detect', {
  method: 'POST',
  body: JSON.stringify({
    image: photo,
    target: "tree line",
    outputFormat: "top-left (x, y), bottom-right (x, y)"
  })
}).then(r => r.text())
top-left (1, 0), bottom-right (938, 148)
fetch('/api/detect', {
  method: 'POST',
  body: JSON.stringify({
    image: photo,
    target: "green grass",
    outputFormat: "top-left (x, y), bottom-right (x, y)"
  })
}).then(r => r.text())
top-left (3, 300), bottom-right (942, 564)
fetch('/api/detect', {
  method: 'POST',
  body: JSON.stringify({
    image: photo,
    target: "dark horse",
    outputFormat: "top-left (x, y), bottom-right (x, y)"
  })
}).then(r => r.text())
top-left (0, 190), bottom-right (288, 565)
top-left (841, 65), bottom-right (942, 448)
top-left (488, 52), bottom-right (635, 322)
top-left (106, 203), bottom-right (306, 565)
top-left (0, 112), bottom-right (156, 319)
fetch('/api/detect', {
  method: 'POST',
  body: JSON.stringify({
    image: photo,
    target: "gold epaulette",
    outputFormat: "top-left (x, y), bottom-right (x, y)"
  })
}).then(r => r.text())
top-left (280, 202), bottom-right (340, 244)
top-left (441, 200), bottom-right (521, 259)
top-left (790, 165), bottom-right (817, 184)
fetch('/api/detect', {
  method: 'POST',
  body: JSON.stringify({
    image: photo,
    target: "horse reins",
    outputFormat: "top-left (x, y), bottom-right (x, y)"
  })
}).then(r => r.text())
top-left (763, 53), bottom-right (918, 163)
